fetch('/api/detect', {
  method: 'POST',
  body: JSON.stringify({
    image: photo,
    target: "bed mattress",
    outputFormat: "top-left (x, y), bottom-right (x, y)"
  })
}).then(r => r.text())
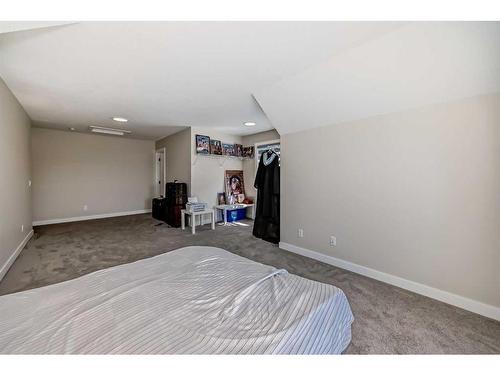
top-left (0, 246), bottom-right (353, 354)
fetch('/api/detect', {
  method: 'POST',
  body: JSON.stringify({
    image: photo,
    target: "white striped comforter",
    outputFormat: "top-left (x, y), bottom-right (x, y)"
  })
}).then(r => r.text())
top-left (0, 246), bottom-right (353, 354)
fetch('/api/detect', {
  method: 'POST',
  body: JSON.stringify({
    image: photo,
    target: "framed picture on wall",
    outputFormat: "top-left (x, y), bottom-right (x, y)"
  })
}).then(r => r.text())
top-left (195, 134), bottom-right (210, 154)
top-left (222, 143), bottom-right (234, 156)
top-left (234, 144), bottom-right (243, 157)
top-left (225, 170), bottom-right (245, 204)
top-left (217, 192), bottom-right (226, 205)
top-left (210, 139), bottom-right (222, 155)
top-left (242, 146), bottom-right (255, 158)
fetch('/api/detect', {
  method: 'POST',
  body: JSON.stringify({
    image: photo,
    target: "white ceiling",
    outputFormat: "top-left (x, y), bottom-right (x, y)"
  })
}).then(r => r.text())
top-left (0, 22), bottom-right (497, 139)
top-left (0, 22), bottom-right (75, 35)
top-left (254, 22), bottom-right (500, 134)
top-left (0, 21), bottom-right (403, 139)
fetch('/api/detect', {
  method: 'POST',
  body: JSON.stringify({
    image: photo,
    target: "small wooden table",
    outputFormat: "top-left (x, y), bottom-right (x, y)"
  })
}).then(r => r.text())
top-left (181, 209), bottom-right (215, 234)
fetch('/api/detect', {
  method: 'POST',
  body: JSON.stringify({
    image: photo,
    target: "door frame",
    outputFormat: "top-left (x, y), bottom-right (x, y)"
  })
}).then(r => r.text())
top-left (155, 147), bottom-right (166, 197)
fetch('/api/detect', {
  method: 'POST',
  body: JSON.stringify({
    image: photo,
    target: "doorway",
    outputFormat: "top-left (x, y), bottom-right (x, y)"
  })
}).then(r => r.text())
top-left (155, 148), bottom-right (166, 197)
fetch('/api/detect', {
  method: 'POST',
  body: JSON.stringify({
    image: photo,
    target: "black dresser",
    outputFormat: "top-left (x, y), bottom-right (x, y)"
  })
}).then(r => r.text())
top-left (165, 182), bottom-right (187, 227)
top-left (152, 197), bottom-right (167, 222)
top-left (152, 182), bottom-right (187, 226)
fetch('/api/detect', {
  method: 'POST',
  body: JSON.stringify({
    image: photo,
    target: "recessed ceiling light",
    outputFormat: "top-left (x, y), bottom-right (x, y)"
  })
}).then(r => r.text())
top-left (112, 117), bottom-right (128, 122)
top-left (244, 122), bottom-right (256, 127)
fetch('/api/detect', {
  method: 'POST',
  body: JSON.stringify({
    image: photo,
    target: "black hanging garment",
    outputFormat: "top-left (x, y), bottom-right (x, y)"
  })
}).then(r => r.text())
top-left (253, 150), bottom-right (280, 244)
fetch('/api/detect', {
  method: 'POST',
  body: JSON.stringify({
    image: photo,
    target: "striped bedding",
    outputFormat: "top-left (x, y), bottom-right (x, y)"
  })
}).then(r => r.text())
top-left (0, 246), bottom-right (353, 354)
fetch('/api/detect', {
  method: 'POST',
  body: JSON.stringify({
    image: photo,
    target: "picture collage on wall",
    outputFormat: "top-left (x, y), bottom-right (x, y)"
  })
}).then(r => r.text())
top-left (195, 134), bottom-right (255, 158)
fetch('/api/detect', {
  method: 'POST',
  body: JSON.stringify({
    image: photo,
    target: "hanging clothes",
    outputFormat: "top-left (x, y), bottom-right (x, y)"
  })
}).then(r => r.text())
top-left (253, 150), bottom-right (280, 244)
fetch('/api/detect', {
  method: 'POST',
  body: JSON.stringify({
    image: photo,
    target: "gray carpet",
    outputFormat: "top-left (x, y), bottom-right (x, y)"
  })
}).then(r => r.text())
top-left (1, 214), bottom-right (499, 354)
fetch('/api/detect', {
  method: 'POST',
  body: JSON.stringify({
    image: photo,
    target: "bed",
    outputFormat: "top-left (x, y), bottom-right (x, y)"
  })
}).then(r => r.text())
top-left (0, 246), bottom-right (353, 354)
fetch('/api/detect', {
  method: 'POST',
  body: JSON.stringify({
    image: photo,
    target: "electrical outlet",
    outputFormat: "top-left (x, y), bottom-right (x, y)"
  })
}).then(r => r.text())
top-left (330, 236), bottom-right (337, 247)
top-left (21, 224), bottom-right (24, 232)
top-left (298, 228), bottom-right (304, 238)
top-left (83, 205), bottom-right (88, 211)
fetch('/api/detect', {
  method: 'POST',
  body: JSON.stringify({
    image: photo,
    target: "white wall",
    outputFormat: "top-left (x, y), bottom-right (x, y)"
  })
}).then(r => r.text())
top-left (0, 78), bottom-right (32, 280)
top-left (32, 128), bottom-right (155, 223)
top-left (190, 127), bottom-right (244, 206)
top-left (281, 93), bottom-right (500, 317)
top-left (157, 127), bottom-right (280, 224)
top-left (156, 127), bottom-right (280, 206)
top-left (255, 22), bottom-right (500, 135)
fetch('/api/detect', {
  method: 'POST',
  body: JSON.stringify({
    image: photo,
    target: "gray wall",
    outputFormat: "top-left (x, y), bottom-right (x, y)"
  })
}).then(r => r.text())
top-left (281, 93), bottom-right (500, 308)
top-left (32, 128), bottom-right (155, 222)
top-left (0, 78), bottom-right (32, 278)
top-left (156, 128), bottom-right (192, 195)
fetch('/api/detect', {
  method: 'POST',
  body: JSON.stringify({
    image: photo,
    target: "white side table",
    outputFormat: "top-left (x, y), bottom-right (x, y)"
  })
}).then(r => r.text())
top-left (181, 209), bottom-right (215, 234)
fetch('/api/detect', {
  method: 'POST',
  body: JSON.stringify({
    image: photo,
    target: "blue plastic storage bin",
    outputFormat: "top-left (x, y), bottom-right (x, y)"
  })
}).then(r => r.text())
top-left (227, 208), bottom-right (246, 222)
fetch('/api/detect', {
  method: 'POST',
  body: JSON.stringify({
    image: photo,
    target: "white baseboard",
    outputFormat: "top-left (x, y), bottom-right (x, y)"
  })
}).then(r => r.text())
top-left (0, 229), bottom-right (34, 281)
top-left (33, 209), bottom-right (152, 226)
top-left (279, 241), bottom-right (500, 322)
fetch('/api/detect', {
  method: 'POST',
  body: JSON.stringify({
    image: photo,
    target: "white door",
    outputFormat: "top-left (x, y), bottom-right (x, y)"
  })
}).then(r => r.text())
top-left (155, 149), bottom-right (166, 197)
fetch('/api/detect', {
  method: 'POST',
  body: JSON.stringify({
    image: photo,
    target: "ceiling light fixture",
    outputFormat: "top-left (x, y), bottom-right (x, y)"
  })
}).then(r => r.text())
top-left (244, 122), bottom-right (256, 127)
top-left (89, 126), bottom-right (131, 136)
top-left (112, 117), bottom-right (128, 122)
top-left (69, 127), bottom-right (75, 131)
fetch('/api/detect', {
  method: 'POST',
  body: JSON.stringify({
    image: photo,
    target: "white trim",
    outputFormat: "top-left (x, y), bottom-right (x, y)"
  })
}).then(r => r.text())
top-left (0, 229), bottom-right (34, 281)
top-left (279, 241), bottom-right (500, 322)
top-left (33, 209), bottom-right (152, 226)
top-left (254, 139), bottom-right (281, 147)
top-left (155, 147), bottom-right (166, 198)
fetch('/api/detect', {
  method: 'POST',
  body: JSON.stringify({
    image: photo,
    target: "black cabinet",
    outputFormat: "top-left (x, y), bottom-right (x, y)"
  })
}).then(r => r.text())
top-left (165, 182), bottom-right (187, 205)
top-left (165, 182), bottom-right (187, 227)
top-left (152, 197), bottom-right (167, 221)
